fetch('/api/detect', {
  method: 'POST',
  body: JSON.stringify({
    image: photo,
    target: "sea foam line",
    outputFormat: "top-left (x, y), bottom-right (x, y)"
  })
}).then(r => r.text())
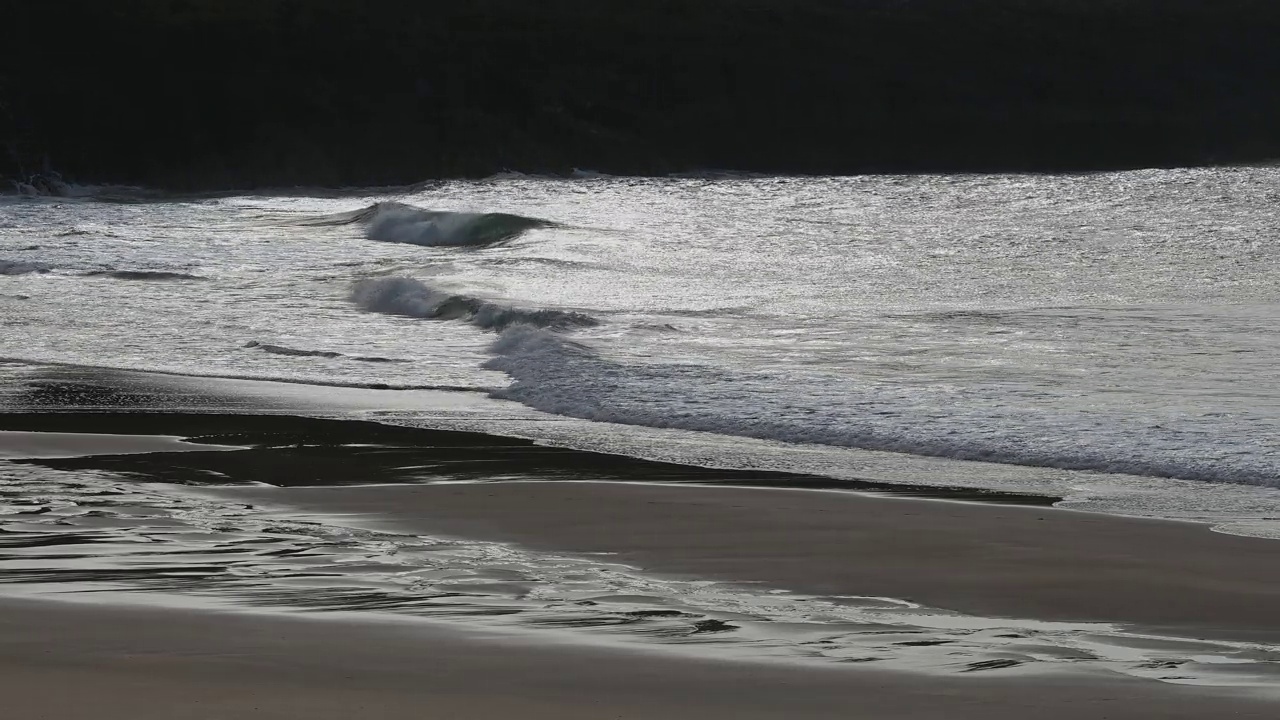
top-left (480, 327), bottom-right (1280, 489)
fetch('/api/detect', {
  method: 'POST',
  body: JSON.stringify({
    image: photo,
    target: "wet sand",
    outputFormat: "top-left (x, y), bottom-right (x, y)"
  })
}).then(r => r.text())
top-left (3, 408), bottom-right (1280, 716)
top-left (215, 481), bottom-right (1280, 644)
top-left (1, 598), bottom-right (1276, 720)
top-left (0, 411), bottom-right (1054, 502)
top-left (0, 429), bottom-right (237, 459)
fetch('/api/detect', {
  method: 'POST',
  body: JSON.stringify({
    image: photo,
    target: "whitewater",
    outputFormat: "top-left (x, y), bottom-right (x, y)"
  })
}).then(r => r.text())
top-left (4, 169), bottom-right (1280, 534)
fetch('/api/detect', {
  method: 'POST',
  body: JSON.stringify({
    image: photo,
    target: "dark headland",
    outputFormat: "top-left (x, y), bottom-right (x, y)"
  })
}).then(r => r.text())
top-left (4, 1), bottom-right (1280, 190)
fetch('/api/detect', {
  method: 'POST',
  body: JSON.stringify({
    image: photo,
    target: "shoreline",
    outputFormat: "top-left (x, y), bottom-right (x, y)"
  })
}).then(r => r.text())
top-left (3, 405), bottom-right (1280, 713)
top-left (5, 409), bottom-right (1280, 642)
top-left (0, 411), bottom-right (1060, 505)
top-left (0, 429), bottom-right (240, 459)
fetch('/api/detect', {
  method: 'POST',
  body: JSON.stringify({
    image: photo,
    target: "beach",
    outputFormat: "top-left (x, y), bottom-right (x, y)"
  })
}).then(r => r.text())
top-left (214, 480), bottom-right (1280, 643)
top-left (2, 396), bottom-right (1280, 718)
top-left (6, 168), bottom-right (1280, 716)
top-left (3, 598), bottom-right (1276, 720)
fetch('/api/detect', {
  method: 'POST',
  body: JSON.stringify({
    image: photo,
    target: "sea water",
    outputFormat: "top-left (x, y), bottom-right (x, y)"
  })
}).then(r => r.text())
top-left (4, 170), bottom-right (1280, 529)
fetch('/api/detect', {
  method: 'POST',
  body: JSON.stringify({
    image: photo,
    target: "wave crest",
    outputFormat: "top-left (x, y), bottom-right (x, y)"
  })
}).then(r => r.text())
top-left (305, 202), bottom-right (551, 247)
top-left (351, 277), bottom-right (597, 331)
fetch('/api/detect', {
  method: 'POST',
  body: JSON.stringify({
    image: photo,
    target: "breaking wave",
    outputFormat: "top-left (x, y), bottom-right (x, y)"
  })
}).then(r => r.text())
top-left (305, 202), bottom-right (551, 247)
top-left (482, 328), bottom-right (1280, 489)
top-left (243, 340), bottom-right (408, 363)
top-left (2, 173), bottom-right (148, 200)
top-left (5, 171), bottom-right (78, 197)
top-left (351, 276), bottom-right (597, 331)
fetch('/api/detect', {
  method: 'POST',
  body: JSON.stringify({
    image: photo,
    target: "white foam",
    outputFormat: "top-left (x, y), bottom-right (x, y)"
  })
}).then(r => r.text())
top-left (3, 172), bottom-right (136, 199)
top-left (483, 328), bottom-right (1280, 488)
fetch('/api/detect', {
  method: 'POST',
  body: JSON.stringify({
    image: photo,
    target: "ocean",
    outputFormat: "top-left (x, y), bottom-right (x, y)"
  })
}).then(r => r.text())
top-left (5, 169), bottom-right (1280, 530)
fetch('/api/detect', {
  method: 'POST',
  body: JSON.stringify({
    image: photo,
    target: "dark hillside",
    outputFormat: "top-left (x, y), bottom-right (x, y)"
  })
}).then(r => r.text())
top-left (3, 1), bottom-right (1279, 189)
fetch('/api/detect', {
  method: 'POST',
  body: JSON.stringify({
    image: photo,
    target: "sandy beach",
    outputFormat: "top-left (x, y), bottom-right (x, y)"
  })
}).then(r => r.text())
top-left (218, 480), bottom-right (1280, 643)
top-left (0, 430), bottom-right (237, 459)
top-left (2, 598), bottom-right (1277, 720)
top-left (3, 408), bottom-right (1280, 717)
top-left (8, 44), bottom-right (1280, 716)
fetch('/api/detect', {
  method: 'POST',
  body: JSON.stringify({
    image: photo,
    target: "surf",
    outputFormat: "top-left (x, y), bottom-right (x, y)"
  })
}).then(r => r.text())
top-left (480, 325), bottom-right (1280, 489)
top-left (351, 276), bottom-right (597, 331)
top-left (305, 202), bottom-right (552, 247)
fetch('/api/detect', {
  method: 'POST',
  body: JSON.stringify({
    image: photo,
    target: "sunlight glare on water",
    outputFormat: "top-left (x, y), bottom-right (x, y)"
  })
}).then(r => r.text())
top-left (4, 168), bottom-right (1280, 525)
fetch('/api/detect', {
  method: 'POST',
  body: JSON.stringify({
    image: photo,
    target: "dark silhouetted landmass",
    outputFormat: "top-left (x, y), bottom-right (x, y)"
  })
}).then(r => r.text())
top-left (3, 1), bottom-right (1279, 190)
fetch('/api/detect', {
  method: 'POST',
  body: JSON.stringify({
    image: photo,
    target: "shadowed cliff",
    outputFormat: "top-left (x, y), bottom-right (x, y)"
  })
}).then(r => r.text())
top-left (3, 1), bottom-right (1279, 190)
